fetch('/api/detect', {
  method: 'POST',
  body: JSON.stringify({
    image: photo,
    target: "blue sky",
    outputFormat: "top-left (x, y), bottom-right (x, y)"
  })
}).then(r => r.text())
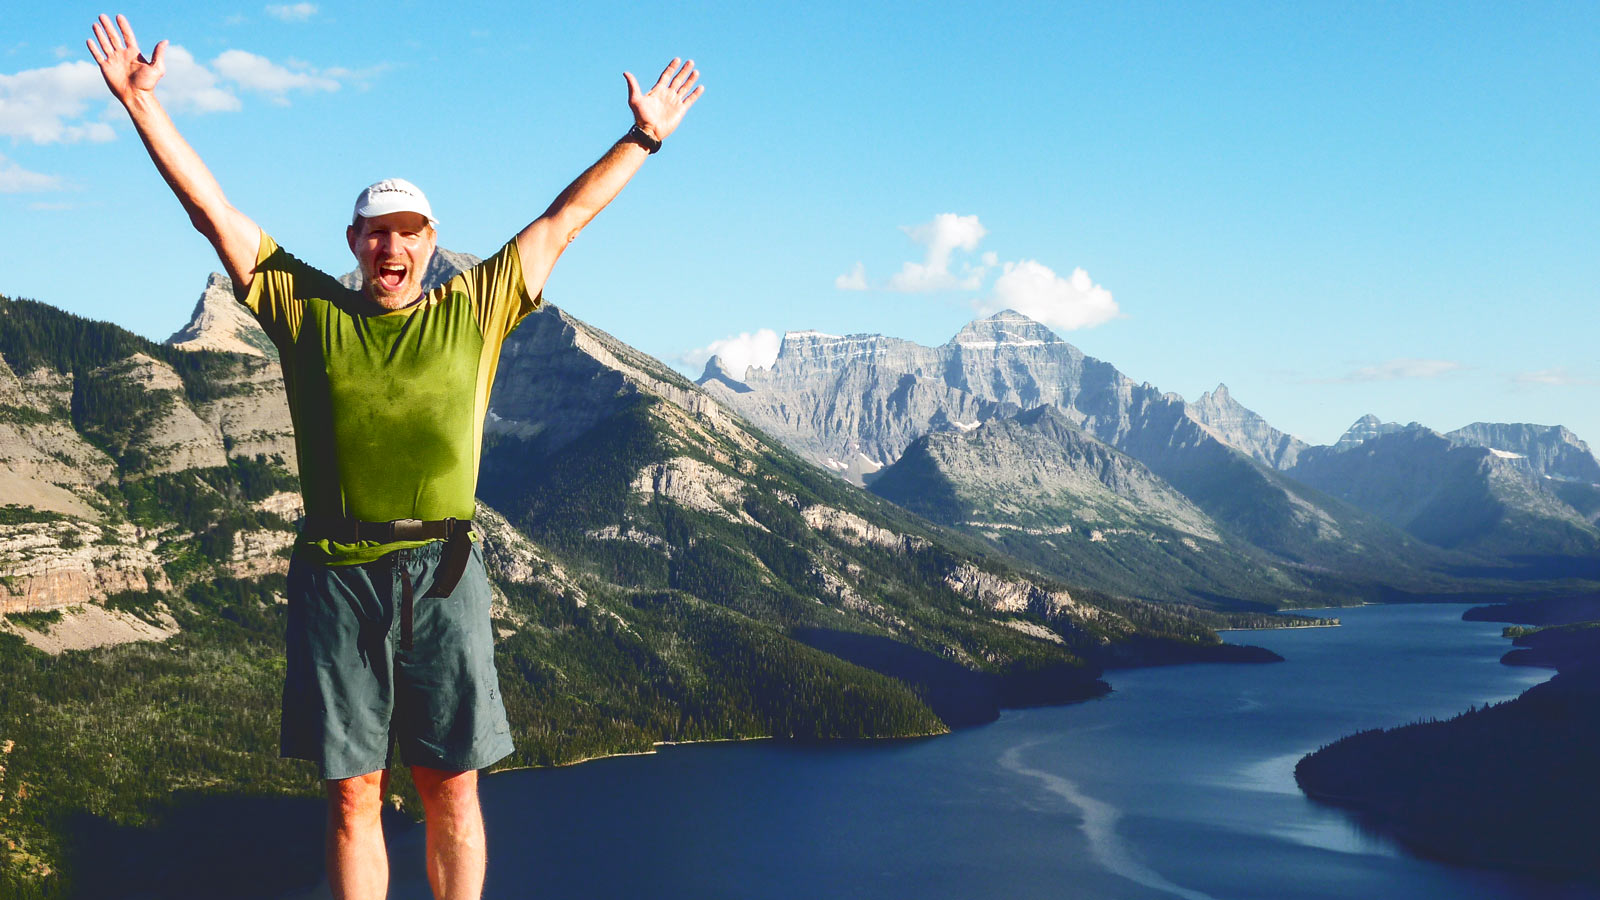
top-left (3, 1), bottom-right (1596, 447)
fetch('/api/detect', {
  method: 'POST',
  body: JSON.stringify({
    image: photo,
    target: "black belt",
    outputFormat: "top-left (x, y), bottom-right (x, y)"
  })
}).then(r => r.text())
top-left (301, 516), bottom-right (474, 651)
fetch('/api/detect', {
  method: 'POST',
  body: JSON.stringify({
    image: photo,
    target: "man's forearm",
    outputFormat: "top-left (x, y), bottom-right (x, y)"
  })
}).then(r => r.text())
top-left (515, 134), bottom-right (652, 294)
top-left (515, 57), bottom-right (700, 296)
top-left (544, 135), bottom-right (651, 240)
top-left (125, 93), bottom-right (225, 227)
top-left (121, 92), bottom-right (259, 285)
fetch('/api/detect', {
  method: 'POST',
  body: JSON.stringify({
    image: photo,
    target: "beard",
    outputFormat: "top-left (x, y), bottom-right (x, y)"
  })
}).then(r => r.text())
top-left (362, 260), bottom-right (428, 310)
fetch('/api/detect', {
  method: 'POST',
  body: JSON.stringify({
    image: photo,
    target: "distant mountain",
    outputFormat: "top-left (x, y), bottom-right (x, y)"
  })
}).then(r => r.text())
top-left (1332, 413), bottom-right (1420, 450)
top-left (700, 310), bottom-right (1474, 605)
top-left (1446, 422), bottom-right (1600, 484)
top-left (1184, 383), bottom-right (1308, 470)
top-left (867, 406), bottom-right (1320, 606)
top-left (1289, 420), bottom-right (1600, 564)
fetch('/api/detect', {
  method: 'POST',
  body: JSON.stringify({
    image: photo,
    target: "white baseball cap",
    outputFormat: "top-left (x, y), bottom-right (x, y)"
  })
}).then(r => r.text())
top-left (352, 177), bottom-right (438, 227)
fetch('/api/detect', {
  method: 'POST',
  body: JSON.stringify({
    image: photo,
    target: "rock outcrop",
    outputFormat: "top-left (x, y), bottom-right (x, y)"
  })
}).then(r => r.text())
top-left (165, 273), bottom-right (276, 357)
top-left (0, 519), bottom-right (169, 614)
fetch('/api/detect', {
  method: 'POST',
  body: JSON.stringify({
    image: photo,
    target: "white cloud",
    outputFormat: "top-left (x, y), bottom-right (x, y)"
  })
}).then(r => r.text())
top-left (212, 50), bottom-right (339, 102)
top-left (1513, 367), bottom-right (1597, 387)
top-left (975, 259), bottom-right (1120, 331)
top-left (1, 45), bottom-right (357, 142)
top-left (156, 45), bottom-right (242, 114)
top-left (888, 212), bottom-right (990, 292)
top-left (835, 261), bottom-right (867, 291)
top-left (0, 60), bottom-right (116, 143)
top-left (682, 329), bottom-right (782, 380)
top-left (266, 3), bottom-right (319, 22)
top-left (0, 153), bottom-right (65, 192)
top-left (1339, 358), bottom-right (1464, 382)
top-left (839, 214), bottom-right (1120, 332)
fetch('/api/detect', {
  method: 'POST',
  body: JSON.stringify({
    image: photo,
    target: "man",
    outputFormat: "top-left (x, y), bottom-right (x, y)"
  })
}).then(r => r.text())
top-left (87, 14), bottom-right (701, 900)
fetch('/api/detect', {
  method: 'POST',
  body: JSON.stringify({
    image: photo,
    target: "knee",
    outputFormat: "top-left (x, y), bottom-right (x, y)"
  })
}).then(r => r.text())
top-left (326, 770), bottom-right (386, 830)
top-left (412, 766), bottom-right (478, 819)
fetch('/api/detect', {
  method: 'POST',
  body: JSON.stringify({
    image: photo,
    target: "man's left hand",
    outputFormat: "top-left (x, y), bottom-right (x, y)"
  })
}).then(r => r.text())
top-left (624, 58), bottom-right (703, 144)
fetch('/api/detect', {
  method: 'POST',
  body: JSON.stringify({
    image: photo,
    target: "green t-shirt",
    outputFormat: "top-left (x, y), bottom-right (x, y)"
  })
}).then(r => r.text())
top-left (241, 232), bottom-right (541, 565)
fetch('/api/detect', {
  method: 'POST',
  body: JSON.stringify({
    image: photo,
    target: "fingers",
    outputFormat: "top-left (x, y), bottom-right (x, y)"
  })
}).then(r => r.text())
top-left (150, 39), bottom-right (167, 70)
top-left (116, 13), bottom-right (138, 53)
top-left (100, 14), bottom-right (125, 52)
top-left (623, 71), bottom-right (641, 102)
top-left (652, 58), bottom-right (680, 91)
top-left (682, 84), bottom-right (704, 110)
top-left (676, 67), bottom-right (700, 98)
top-left (91, 18), bottom-right (113, 58)
top-left (86, 37), bottom-right (106, 64)
top-left (668, 59), bottom-right (695, 92)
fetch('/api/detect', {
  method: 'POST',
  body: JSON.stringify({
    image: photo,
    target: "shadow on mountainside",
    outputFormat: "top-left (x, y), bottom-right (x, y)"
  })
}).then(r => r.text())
top-left (790, 628), bottom-right (1111, 729)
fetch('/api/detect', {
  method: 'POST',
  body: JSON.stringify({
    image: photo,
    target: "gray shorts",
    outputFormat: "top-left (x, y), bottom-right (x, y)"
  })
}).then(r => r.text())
top-left (281, 540), bottom-right (514, 780)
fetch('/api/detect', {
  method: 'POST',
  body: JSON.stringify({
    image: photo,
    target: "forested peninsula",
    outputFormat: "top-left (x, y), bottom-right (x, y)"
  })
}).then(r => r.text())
top-left (1295, 600), bottom-right (1600, 881)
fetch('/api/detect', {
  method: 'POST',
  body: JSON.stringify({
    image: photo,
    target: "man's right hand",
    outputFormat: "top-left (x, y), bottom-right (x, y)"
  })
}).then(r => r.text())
top-left (86, 12), bottom-right (261, 294)
top-left (87, 14), bottom-right (167, 105)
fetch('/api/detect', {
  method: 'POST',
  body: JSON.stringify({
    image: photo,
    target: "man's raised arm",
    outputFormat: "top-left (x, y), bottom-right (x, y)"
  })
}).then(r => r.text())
top-left (88, 14), bottom-right (261, 292)
top-left (515, 58), bottom-right (704, 298)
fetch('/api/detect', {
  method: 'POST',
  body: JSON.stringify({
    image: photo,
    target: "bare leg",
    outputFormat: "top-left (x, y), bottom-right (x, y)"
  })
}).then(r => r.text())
top-left (326, 769), bottom-right (390, 900)
top-left (411, 766), bottom-right (486, 900)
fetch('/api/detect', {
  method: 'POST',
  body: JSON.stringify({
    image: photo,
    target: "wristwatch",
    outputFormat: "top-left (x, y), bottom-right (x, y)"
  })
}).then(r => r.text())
top-left (626, 123), bottom-right (662, 154)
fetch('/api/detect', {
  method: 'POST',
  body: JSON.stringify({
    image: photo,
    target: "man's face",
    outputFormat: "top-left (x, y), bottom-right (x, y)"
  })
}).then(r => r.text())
top-left (347, 211), bottom-right (437, 309)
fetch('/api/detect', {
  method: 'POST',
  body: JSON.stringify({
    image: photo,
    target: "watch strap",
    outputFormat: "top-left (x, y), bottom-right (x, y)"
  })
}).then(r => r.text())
top-left (626, 123), bottom-right (662, 154)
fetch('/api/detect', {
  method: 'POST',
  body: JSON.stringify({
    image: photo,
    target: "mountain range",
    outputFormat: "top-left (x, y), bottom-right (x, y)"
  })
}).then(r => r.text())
top-left (697, 312), bottom-right (1600, 604)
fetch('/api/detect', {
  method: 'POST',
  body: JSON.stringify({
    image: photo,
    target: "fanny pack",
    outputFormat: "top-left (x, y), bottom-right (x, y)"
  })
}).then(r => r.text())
top-left (300, 516), bottom-right (474, 651)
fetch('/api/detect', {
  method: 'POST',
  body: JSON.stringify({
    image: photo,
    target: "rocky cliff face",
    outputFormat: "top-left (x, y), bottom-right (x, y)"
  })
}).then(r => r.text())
top-left (1185, 383), bottom-right (1308, 469)
top-left (1446, 422), bottom-right (1600, 483)
top-left (0, 518), bottom-right (169, 615)
top-left (92, 352), bottom-right (230, 477)
top-left (0, 296), bottom-right (301, 620)
top-left (0, 356), bottom-right (117, 518)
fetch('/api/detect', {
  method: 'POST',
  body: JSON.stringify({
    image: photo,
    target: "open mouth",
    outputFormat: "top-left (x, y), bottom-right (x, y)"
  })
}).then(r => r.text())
top-left (376, 263), bottom-right (408, 292)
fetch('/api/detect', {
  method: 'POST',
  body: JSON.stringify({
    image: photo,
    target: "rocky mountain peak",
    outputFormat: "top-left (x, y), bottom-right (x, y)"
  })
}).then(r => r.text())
top-left (1186, 382), bottom-right (1307, 470)
top-left (1333, 415), bottom-right (1424, 450)
top-left (947, 310), bottom-right (1065, 350)
top-left (165, 272), bottom-right (276, 358)
top-left (697, 354), bottom-right (752, 393)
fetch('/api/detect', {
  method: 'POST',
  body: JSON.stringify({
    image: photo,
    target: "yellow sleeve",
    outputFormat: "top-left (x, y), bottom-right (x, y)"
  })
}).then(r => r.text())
top-left (237, 232), bottom-right (320, 350)
top-left (462, 239), bottom-right (543, 344)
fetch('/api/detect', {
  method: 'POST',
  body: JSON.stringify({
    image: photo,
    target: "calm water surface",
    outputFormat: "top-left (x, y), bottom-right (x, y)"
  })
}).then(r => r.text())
top-left (369, 604), bottom-right (1593, 899)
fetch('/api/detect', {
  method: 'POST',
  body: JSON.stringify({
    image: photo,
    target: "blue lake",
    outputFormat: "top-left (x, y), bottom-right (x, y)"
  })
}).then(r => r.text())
top-left (356, 604), bottom-right (1593, 899)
